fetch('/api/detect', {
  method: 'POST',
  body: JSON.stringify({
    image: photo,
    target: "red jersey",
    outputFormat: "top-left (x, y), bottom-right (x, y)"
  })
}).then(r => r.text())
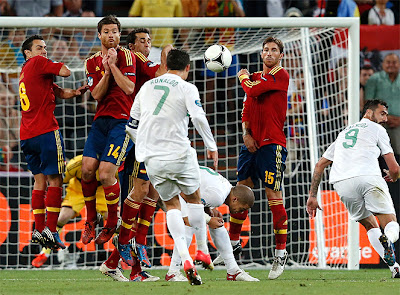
top-left (85, 47), bottom-right (136, 121)
top-left (133, 52), bottom-right (159, 98)
top-left (19, 55), bottom-right (64, 140)
top-left (241, 66), bottom-right (289, 148)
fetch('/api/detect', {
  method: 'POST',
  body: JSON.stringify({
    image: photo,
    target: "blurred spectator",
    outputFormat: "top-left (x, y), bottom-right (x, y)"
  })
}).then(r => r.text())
top-left (128, 0), bottom-right (183, 63)
top-left (365, 53), bottom-right (400, 155)
top-left (0, 29), bottom-right (26, 93)
top-left (313, 0), bottom-right (359, 17)
top-left (359, 64), bottom-right (374, 112)
top-left (0, 0), bottom-right (12, 15)
top-left (360, 0), bottom-right (398, 25)
top-left (7, 0), bottom-right (63, 16)
top-left (180, 0), bottom-right (200, 51)
top-left (244, 0), bottom-right (287, 17)
top-left (356, 0), bottom-right (374, 15)
top-left (72, 10), bottom-right (101, 58)
top-left (0, 84), bottom-right (22, 171)
top-left (63, 0), bottom-right (82, 17)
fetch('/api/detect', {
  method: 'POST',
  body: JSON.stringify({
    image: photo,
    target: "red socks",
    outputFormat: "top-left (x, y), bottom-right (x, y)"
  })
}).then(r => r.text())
top-left (45, 187), bottom-right (62, 232)
top-left (229, 210), bottom-right (248, 241)
top-left (106, 248), bottom-right (120, 269)
top-left (82, 179), bottom-right (98, 222)
top-left (135, 198), bottom-right (157, 245)
top-left (32, 190), bottom-right (46, 232)
top-left (268, 200), bottom-right (288, 250)
top-left (118, 198), bottom-right (141, 244)
top-left (103, 181), bottom-right (120, 228)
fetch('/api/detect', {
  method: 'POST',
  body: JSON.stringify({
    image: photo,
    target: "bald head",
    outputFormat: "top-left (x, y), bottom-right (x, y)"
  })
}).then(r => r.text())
top-left (232, 184), bottom-right (255, 208)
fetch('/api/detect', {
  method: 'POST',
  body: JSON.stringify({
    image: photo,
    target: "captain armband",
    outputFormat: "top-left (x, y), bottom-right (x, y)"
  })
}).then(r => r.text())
top-left (238, 74), bottom-right (250, 83)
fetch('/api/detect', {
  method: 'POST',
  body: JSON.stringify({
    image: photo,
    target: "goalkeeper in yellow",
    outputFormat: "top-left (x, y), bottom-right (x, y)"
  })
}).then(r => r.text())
top-left (32, 155), bottom-right (108, 268)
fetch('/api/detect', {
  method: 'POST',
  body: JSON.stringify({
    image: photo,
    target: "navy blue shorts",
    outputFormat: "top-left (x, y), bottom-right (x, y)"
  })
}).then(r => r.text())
top-left (200, 54), bottom-right (240, 78)
top-left (83, 117), bottom-right (133, 166)
top-left (118, 145), bottom-right (149, 208)
top-left (237, 144), bottom-right (287, 191)
top-left (21, 129), bottom-right (66, 175)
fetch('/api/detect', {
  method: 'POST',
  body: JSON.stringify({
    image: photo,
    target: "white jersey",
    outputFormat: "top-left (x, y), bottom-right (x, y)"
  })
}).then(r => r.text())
top-left (130, 73), bottom-right (217, 162)
top-left (323, 118), bottom-right (393, 183)
top-left (199, 166), bottom-right (232, 208)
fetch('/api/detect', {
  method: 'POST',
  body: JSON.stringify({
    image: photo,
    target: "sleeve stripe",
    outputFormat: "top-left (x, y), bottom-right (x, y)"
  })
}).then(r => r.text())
top-left (122, 48), bottom-right (133, 66)
top-left (84, 59), bottom-right (88, 75)
top-left (244, 80), bottom-right (261, 88)
top-left (269, 66), bottom-right (282, 76)
top-left (135, 52), bottom-right (148, 63)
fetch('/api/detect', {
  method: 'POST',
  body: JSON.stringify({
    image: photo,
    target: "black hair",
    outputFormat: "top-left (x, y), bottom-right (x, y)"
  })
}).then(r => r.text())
top-left (362, 99), bottom-right (388, 116)
top-left (21, 35), bottom-right (44, 60)
top-left (97, 15), bottom-right (121, 33)
top-left (126, 28), bottom-right (150, 45)
top-left (262, 36), bottom-right (284, 53)
top-left (166, 49), bottom-right (190, 71)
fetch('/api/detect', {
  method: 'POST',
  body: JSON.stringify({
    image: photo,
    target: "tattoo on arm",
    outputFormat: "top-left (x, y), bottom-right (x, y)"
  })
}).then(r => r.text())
top-left (309, 171), bottom-right (323, 198)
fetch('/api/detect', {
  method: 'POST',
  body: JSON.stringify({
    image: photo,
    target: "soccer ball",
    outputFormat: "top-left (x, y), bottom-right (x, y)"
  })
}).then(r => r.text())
top-left (204, 44), bottom-right (232, 73)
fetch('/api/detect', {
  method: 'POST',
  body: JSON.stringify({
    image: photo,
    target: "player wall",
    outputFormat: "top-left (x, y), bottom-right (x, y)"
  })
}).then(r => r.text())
top-left (1, 17), bottom-right (392, 269)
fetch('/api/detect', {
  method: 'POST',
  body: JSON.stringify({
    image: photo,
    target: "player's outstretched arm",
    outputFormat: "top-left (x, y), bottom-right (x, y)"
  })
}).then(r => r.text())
top-left (307, 157), bottom-right (332, 218)
top-left (207, 150), bottom-right (218, 171)
top-left (155, 44), bottom-right (174, 77)
top-left (53, 84), bottom-right (89, 99)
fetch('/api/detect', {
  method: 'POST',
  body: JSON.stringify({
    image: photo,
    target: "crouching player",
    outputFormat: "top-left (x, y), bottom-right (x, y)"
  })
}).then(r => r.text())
top-left (166, 166), bottom-right (259, 282)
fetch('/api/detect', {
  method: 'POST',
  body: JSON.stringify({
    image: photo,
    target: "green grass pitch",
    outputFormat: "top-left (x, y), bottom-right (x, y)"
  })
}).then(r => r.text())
top-left (0, 269), bottom-right (398, 295)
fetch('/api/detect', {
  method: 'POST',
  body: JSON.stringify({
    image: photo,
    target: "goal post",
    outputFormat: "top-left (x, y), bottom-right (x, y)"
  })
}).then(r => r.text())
top-left (0, 17), bottom-right (360, 269)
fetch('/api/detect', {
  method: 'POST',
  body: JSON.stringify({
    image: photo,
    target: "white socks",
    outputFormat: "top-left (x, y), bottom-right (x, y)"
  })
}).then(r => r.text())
top-left (187, 203), bottom-right (208, 254)
top-left (384, 221), bottom-right (399, 243)
top-left (210, 226), bottom-right (240, 275)
top-left (166, 209), bottom-right (192, 263)
top-left (367, 227), bottom-right (385, 259)
top-left (169, 225), bottom-right (193, 272)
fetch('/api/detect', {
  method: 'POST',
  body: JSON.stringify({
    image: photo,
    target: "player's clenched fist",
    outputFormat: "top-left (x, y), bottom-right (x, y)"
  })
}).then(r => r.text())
top-left (108, 48), bottom-right (118, 65)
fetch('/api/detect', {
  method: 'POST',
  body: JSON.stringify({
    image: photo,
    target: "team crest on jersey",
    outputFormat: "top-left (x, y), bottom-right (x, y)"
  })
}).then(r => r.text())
top-left (87, 76), bottom-right (93, 86)
top-left (195, 100), bottom-right (202, 107)
top-left (95, 66), bottom-right (100, 71)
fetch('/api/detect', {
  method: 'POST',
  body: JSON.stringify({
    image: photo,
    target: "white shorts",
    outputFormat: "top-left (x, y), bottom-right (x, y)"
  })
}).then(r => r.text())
top-left (333, 175), bottom-right (396, 222)
top-left (144, 148), bottom-right (200, 202)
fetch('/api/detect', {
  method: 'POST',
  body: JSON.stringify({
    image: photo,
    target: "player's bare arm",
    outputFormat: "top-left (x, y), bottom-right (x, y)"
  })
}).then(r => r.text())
top-left (207, 150), bottom-right (218, 170)
top-left (307, 157), bottom-right (332, 217)
top-left (242, 121), bottom-right (258, 153)
top-left (54, 84), bottom-right (90, 100)
top-left (90, 54), bottom-right (111, 101)
top-left (155, 44), bottom-right (174, 77)
top-left (108, 48), bottom-right (135, 95)
top-left (382, 153), bottom-right (400, 182)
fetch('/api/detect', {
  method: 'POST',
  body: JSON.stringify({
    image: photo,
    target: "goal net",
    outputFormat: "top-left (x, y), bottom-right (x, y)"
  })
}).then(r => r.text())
top-left (0, 17), bottom-right (360, 270)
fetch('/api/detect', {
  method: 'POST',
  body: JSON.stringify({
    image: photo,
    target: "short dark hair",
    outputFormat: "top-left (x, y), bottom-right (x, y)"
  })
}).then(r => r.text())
top-left (232, 184), bottom-right (255, 208)
top-left (126, 28), bottom-right (150, 45)
top-left (97, 15), bottom-right (121, 33)
top-left (262, 36), bottom-right (284, 53)
top-left (166, 49), bottom-right (190, 71)
top-left (21, 35), bottom-right (44, 60)
top-left (362, 99), bottom-right (388, 116)
top-left (361, 65), bottom-right (373, 72)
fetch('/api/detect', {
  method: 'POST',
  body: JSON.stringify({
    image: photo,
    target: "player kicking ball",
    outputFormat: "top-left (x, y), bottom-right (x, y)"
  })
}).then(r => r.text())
top-left (126, 49), bottom-right (218, 285)
top-left (307, 100), bottom-right (400, 279)
top-left (166, 166), bottom-right (259, 282)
